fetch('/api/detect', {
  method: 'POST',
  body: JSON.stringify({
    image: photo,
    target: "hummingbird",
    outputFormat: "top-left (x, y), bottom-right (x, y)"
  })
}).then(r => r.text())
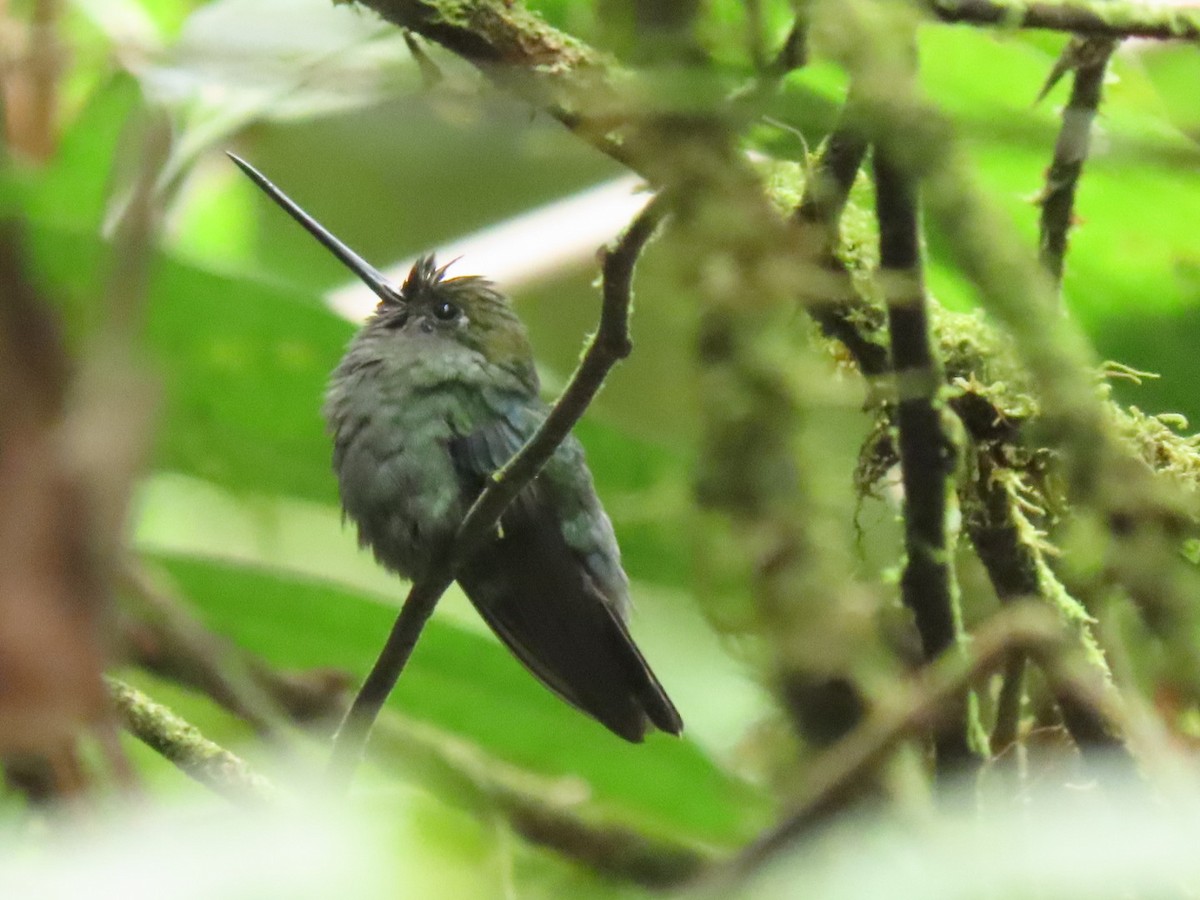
top-left (229, 154), bottom-right (682, 742)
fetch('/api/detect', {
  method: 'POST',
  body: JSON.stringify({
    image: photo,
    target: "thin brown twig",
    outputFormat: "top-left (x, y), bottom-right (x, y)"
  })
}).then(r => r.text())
top-left (120, 562), bottom-right (350, 733)
top-left (502, 795), bottom-right (708, 887)
top-left (325, 193), bottom-right (669, 789)
top-left (990, 650), bottom-right (1026, 754)
top-left (792, 102), bottom-right (891, 380)
top-left (1037, 37), bottom-right (1118, 286)
top-left (0, 225), bottom-right (107, 794)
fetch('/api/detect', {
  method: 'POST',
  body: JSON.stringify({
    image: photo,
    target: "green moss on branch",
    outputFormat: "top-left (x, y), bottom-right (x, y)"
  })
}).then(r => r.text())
top-left (107, 677), bottom-right (280, 804)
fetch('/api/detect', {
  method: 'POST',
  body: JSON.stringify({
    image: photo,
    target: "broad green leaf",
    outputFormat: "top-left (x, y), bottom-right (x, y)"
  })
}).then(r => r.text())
top-left (24, 73), bottom-right (143, 234)
top-left (147, 552), bottom-right (769, 844)
top-left (1138, 44), bottom-right (1200, 143)
top-left (26, 219), bottom-right (347, 502)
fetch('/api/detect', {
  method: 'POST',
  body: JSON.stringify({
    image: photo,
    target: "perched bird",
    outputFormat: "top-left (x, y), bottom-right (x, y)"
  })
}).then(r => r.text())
top-left (229, 154), bottom-right (682, 742)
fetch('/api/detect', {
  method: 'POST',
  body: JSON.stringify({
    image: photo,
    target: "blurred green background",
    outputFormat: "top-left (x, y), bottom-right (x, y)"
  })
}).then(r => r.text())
top-left (5, 0), bottom-right (1200, 895)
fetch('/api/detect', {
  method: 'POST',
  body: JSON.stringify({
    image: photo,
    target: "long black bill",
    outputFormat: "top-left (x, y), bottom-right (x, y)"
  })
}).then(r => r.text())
top-left (227, 152), bottom-right (403, 305)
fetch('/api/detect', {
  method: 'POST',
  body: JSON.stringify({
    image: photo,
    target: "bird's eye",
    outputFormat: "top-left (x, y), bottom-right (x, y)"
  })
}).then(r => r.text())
top-left (432, 299), bottom-right (460, 321)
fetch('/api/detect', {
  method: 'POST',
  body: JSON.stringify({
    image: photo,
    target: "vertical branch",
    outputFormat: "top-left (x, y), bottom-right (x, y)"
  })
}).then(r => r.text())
top-left (0, 113), bottom-right (169, 796)
top-left (987, 36), bottom-right (1122, 758)
top-left (794, 113), bottom-right (866, 237)
top-left (874, 145), bottom-right (974, 772)
top-left (0, 227), bottom-right (108, 780)
top-left (990, 650), bottom-right (1026, 755)
top-left (793, 103), bottom-right (889, 377)
top-left (693, 96), bottom-right (899, 774)
top-left (695, 295), bottom-right (879, 753)
top-left (1038, 37), bottom-right (1118, 286)
top-left (967, 460), bottom-right (1125, 756)
top-left (1, 0), bottom-right (63, 160)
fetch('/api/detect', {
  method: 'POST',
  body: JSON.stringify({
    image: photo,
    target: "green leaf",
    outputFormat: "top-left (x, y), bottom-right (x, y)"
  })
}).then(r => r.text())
top-left (24, 73), bottom-right (144, 233)
top-left (149, 552), bottom-right (769, 845)
top-left (27, 219), bottom-right (348, 502)
top-left (1139, 44), bottom-right (1200, 145)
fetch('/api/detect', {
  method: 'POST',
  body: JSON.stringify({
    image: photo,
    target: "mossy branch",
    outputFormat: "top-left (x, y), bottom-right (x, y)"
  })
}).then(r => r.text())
top-left (793, 104), bottom-right (891, 379)
top-left (353, 0), bottom-right (641, 173)
top-left (1038, 37), bottom-right (1118, 286)
top-left (107, 677), bottom-right (281, 804)
top-left (929, 0), bottom-right (1200, 42)
top-left (722, 603), bottom-right (1112, 879)
top-left (965, 458), bottom-right (1126, 754)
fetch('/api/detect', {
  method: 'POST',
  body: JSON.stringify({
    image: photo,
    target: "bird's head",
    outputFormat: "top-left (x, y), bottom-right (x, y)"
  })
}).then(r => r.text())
top-left (360, 255), bottom-right (533, 374)
top-left (229, 153), bottom-right (535, 382)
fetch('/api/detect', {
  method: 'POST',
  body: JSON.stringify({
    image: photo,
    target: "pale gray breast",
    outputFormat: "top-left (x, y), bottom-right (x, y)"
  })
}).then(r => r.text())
top-left (323, 331), bottom-right (540, 581)
top-left (324, 368), bottom-right (469, 580)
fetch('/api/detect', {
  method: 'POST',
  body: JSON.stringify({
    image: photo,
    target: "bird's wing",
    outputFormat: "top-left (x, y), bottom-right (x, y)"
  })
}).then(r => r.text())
top-left (448, 404), bottom-right (682, 742)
